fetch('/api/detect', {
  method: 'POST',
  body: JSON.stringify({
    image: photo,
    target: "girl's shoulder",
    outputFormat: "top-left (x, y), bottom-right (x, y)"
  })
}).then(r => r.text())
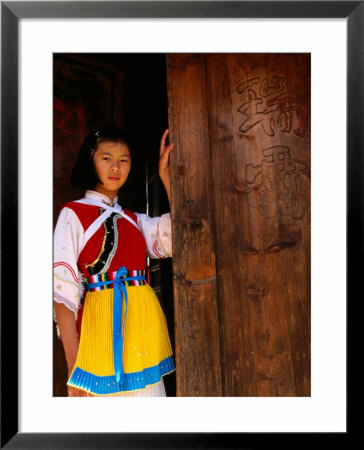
top-left (123, 209), bottom-right (138, 222)
top-left (60, 200), bottom-right (100, 230)
top-left (62, 199), bottom-right (99, 214)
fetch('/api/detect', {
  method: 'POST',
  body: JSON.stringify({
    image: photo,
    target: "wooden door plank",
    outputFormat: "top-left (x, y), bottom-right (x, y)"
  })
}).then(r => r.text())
top-left (206, 53), bottom-right (311, 396)
top-left (166, 54), bottom-right (222, 396)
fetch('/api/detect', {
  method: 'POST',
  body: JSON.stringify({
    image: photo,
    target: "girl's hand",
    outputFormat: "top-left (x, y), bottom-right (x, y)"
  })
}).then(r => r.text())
top-left (159, 129), bottom-right (174, 184)
top-left (159, 129), bottom-right (174, 204)
top-left (67, 385), bottom-right (88, 397)
top-left (67, 367), bottom-right (87, 397)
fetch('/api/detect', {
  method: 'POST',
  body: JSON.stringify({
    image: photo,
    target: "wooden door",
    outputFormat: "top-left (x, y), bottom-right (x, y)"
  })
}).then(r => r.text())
top-left (167, 53), bottom-right (310, 396)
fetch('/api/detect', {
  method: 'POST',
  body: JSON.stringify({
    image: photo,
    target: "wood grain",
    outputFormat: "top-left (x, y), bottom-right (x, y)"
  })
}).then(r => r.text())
top-left (167, 54), bottom-right (223, 396)
top-left (207, 53), bottom-right (311, 396)
top-left (168, 53), bottom-right (310, 396)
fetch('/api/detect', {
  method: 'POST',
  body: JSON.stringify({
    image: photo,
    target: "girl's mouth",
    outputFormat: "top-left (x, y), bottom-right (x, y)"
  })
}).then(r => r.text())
top-left (108, 177), bottom-right (120, 181)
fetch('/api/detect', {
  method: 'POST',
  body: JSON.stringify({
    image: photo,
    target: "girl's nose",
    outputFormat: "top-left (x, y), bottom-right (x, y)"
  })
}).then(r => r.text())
top-left (110, 161), bottom-right (121, 171)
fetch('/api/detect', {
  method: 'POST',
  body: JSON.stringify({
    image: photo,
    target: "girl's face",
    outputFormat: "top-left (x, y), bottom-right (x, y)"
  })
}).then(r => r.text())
top-left (92, 141), bottom-right (131, 200)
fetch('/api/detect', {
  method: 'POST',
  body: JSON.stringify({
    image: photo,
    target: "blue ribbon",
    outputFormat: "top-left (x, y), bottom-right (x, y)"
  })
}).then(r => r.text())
top-left (86, 266), bottom-right (146, 387)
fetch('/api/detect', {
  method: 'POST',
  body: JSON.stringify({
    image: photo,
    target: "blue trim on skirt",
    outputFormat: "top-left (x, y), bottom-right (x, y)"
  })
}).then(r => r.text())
top-left (68, 355), bottom-right (175, 395)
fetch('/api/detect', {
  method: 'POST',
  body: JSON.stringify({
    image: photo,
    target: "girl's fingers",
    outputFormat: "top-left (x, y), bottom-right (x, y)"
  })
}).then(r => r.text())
top-left (161, 129), bottom-right (169, 144)
top-left (160, 144), bottom-right (174, 165)
top-left (159, 130), bottom-right (173, 174)
top-left (68, 386), bottom-right (87, 397)
top-left (163, 143), bottom-right (174, 155)
top-left (160, 129), bottom-right (170, 154)
top-left (69, 387), bottom-right (76, 397)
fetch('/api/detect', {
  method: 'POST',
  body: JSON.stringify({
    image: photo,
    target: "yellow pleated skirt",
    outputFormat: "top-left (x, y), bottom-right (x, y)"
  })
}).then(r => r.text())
top-left (68, 284), bottom-right (175, 395)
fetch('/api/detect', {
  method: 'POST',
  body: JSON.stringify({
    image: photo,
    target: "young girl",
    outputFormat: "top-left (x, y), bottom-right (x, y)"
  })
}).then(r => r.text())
top-left (54, 125), bottom-right (175, 397)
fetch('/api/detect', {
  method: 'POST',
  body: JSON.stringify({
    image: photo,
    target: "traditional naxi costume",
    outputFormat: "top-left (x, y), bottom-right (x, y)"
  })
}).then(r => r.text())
top-left (54, 190), bottom-right (175, 396)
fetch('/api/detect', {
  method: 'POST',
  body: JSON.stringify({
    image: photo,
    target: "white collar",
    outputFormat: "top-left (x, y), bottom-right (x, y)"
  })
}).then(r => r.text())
top-left (85, 190), bottom-right (119, 207)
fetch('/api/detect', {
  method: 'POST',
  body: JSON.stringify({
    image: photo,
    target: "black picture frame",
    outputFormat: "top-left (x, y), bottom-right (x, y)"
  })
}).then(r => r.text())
top-left (1, 1), bottom-right (357, 448)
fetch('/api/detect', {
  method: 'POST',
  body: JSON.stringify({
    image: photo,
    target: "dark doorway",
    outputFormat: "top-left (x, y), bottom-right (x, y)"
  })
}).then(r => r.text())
top-left (53, 53), bottom-right (176, 397)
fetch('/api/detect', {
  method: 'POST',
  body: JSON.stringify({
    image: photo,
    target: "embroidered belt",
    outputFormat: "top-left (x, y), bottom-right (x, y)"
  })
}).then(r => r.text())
top-left (85, 267), bottom-right (147, 387)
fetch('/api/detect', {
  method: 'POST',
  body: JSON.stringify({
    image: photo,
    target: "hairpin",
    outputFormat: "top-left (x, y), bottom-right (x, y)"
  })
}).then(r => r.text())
top-left (95, 130), bottom-right (99, 136)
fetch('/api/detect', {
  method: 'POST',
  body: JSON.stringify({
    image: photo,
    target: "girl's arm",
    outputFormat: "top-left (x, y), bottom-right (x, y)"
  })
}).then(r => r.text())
top-left (54, 207), bottom-right (87, 396)
top-left (54, 303), bottom-right (87, 397)
top-left (135, 130), bottom-right (174, 260)
top-left (159, 129), bottom-right (174, 205)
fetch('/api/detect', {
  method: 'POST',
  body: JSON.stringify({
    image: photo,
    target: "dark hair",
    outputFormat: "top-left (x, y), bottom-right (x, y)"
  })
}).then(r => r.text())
top-left (71, 125), bottom-right (133, 190)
